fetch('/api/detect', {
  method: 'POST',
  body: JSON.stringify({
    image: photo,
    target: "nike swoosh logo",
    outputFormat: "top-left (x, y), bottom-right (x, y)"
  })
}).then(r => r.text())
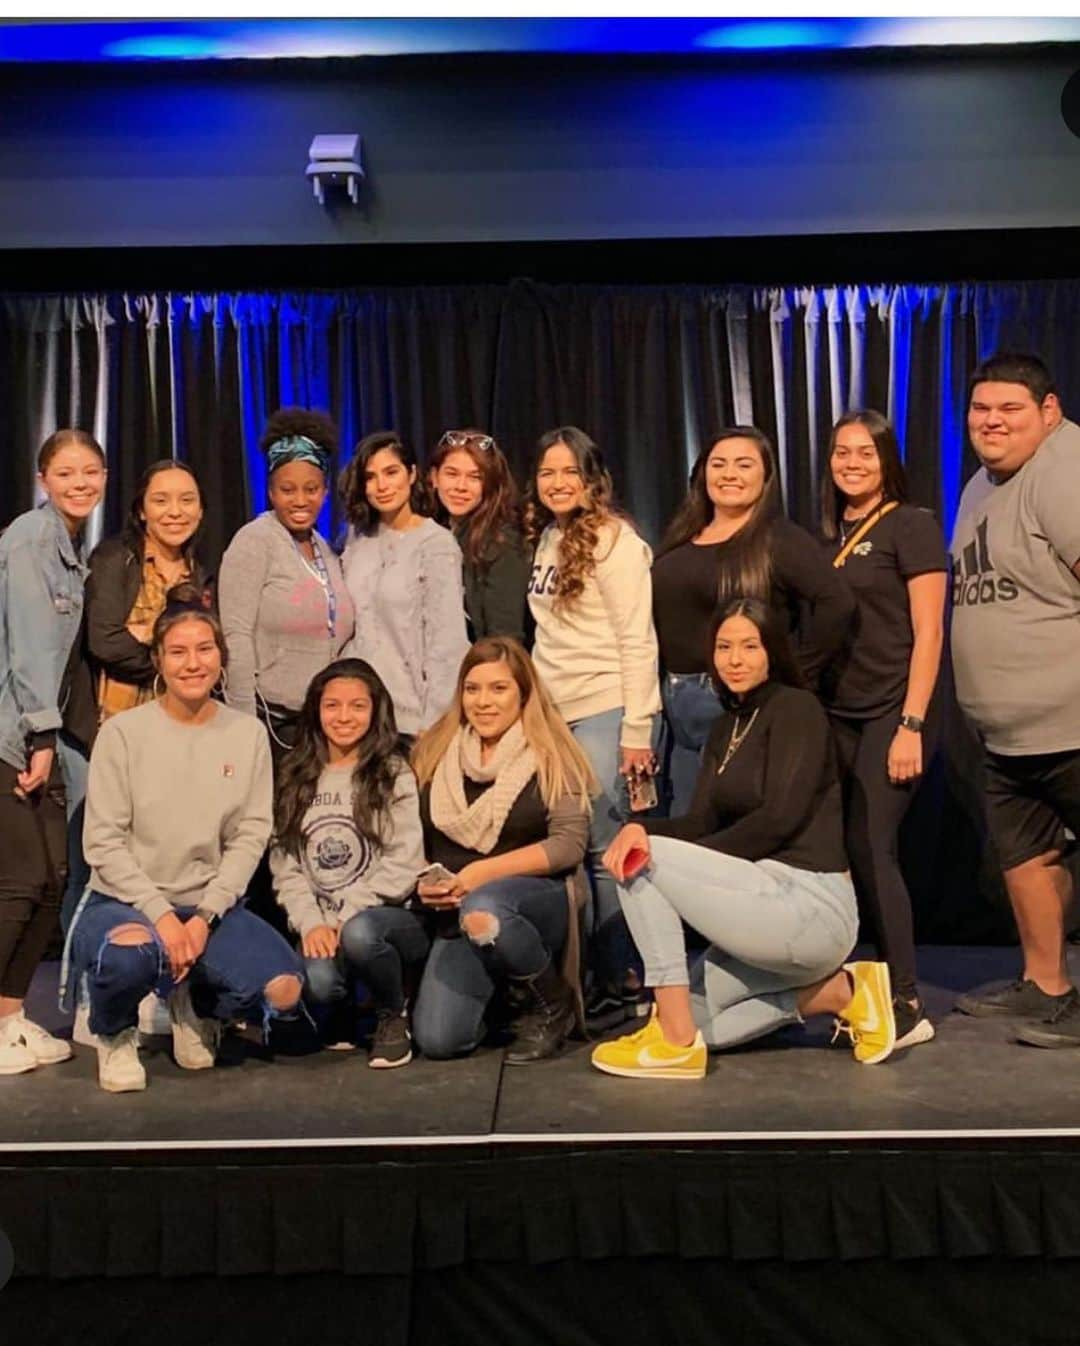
top-left (637, 1045), bottom-right (698, 1067)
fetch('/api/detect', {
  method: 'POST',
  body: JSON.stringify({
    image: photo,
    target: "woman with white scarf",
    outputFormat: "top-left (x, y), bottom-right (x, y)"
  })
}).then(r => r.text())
top-left (410, 638), bottom-right (596, 1064)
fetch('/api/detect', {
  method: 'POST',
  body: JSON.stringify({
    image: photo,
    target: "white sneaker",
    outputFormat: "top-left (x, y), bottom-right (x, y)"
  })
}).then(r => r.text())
top-left (169, 982), bottom-right (221, 1070)
top-left (0, 1013), bottom-right (36, 1075)
top-left (72, 1003), bottom-right (96, 1048)
top-left (96, 1027), bottom-right (146, 1093)
top-left (138, 992), bottom-right (172, 1038)
top-left (16, 1014), bottom-right (73, 1065)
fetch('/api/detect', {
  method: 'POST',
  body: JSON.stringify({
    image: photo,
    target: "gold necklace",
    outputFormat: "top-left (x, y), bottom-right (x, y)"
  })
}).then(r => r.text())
top-left (716, 707), bottom-right (760, 776)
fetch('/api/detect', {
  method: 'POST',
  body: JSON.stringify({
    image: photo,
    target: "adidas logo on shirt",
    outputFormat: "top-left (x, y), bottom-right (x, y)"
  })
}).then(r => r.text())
top-left (951, 518), bottom-right (1019, 607)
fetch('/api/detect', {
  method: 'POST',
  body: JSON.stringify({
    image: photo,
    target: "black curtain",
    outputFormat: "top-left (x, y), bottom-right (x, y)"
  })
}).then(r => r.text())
top-left (6, 275), bottom-right (1079, 941)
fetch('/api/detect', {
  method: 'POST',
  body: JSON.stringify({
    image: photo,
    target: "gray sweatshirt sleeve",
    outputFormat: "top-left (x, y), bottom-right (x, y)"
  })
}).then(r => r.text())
top-left (419, 530), bottom-right (470, 729)
top-left (269, 845), bottom-right (323, 937)
top-left (200, 726), bottom-right (273, 919)
top-left (83, 721), bottom-right (173, 925)
top-left (538, 792), bottom-right (590, 873)
top-left (218, 523), bottom-right (270, 717)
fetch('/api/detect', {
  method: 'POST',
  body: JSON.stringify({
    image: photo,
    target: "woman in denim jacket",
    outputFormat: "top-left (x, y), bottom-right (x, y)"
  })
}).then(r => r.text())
top-left (0, 428), bottom-right (106, 1076)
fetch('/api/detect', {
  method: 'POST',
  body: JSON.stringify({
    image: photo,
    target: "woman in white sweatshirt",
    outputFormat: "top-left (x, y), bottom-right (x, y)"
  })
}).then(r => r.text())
top-left (271, 658), bottom-right (426, 1069)
top-left (525, 426), bottom-right (661, 1024)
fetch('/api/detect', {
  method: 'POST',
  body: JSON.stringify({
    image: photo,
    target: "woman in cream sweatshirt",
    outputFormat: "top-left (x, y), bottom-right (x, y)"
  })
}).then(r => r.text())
top-left (525, 425), bottom-right (661, 1023)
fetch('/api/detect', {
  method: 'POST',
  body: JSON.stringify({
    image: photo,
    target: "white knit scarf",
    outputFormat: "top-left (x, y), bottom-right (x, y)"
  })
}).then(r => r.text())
top-left (429, 721), bottom-right (538, 854)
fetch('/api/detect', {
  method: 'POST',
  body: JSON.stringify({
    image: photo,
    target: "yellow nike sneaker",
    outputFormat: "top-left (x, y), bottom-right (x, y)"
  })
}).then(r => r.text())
top-left (590, 1008), bottom-right (707, 1081)
top-left (833, 961), bottom-right (896, 1064)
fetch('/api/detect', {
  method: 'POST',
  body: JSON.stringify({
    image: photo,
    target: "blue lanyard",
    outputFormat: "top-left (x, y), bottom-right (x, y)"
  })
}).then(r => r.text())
top-left (294, 536), bottom-right (337, 640)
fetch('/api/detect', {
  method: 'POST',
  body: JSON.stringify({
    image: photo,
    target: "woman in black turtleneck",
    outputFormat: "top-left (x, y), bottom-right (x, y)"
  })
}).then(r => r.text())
top-left (590, 597), bottom-right (898, 1082)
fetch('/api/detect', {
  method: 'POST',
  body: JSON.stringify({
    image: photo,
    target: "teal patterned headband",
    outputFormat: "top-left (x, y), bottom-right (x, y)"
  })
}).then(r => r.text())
top-left (266, 434), bottom-right (331, 478)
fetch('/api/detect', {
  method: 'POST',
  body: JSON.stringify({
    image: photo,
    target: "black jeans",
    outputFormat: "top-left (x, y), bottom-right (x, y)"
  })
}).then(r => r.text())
top-left (0, 758), bottom-right (67, 1000)
top-left (830, 708), bottom-right (939, 999)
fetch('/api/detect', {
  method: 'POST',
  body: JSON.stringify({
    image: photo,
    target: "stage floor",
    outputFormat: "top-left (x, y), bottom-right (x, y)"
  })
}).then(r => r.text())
top-left (4, 946), bottom-right (1080, 1151)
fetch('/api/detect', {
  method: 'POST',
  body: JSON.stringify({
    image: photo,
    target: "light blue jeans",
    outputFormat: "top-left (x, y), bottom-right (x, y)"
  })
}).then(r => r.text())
top-left (660, 673), bottom-right (724, 818)
top-left (57, 734), bottom-right (90, 934)
top-left (618, 834), bottom-right (858, 1049)
top-left (569, 706), bottom-right (640, 987)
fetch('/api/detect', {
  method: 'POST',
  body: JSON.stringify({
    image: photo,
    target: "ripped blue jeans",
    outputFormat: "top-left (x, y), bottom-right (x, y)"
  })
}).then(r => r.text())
top-left (66, 891), bottom-right (303, 1038)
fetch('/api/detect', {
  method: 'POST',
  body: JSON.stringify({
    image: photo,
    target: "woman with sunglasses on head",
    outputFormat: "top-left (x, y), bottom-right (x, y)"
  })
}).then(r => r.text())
top-left (652, 427), bottom-right (854, 817)
top-left (0, 429), bottom-right (106, 1075)
top-left (592, 598), bottom-right (892, 1082)
top-left (820, 411), bottom-right (947, 1051)
top-left (70, 586), bottom-right (303, 1092)
top-left (429, 428), bottom-right (531, 644)
top-left (218, 408), bottom-right (355, 766)
top-left (525, 425), bottom-right (661, 1027)
top-left (340, 432), bottom-right (470, 741)
top-left (271, 659), bottom-right (426, 1067)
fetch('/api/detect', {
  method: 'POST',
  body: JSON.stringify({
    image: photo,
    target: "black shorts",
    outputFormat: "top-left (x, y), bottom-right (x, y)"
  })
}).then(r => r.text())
top-left (983, 748), bottom-right (1080, 871)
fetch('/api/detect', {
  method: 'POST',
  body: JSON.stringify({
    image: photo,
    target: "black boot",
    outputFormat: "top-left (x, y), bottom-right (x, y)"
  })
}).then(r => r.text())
top-left (505, 961), bottom-right (575, 1066)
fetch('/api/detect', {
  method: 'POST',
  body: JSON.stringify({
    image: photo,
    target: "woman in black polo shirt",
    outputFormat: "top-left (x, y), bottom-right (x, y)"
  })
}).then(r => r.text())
top-left (820, 410), bottom-right (947, 1051)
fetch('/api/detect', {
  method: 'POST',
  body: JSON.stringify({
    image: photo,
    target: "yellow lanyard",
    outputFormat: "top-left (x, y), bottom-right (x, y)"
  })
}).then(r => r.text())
top-left (832, 501), bottom-right (899, 568)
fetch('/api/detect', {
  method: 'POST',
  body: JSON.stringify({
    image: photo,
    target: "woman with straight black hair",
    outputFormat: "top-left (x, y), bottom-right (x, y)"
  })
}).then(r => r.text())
top-left (652, 427), bottom-right (853, 816)
top-left (271, 658), bottom-right (426, 1067)
top-left (340, 431), bottom-right (469, 739)
top-left (819, 410), bottom-right (947, 1050)
top-left (86, 458), bottom-right (208, 721)
top-left (591, 597), bottom-right (893, 1081)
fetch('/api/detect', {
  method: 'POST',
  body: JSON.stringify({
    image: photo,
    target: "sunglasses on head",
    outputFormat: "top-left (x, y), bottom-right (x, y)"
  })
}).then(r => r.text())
top-left (439, 431), bottom-right (495, 453)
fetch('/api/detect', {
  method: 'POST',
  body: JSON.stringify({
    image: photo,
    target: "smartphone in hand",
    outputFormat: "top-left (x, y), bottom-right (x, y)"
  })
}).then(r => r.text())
top-left (622, 845), bottom-right (650, 880)
top-left (418, 862), bottom-right (457, 887)
top-left (627, 768), bottom-right (658, 813)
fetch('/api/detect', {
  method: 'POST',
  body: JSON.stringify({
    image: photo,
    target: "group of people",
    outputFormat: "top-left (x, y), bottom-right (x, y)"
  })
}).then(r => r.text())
top-left (0, 348), bottom-right (1075, 1093)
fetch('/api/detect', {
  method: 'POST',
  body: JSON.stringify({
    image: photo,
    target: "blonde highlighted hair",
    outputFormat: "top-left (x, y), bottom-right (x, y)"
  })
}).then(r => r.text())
top-left (411, 637), bottom-right (598, 811)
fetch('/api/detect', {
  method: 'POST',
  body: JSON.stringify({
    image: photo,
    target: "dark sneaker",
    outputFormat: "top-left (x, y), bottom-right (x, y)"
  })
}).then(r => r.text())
top-left (1016, 990), bottom-right (1080, 1048)
top-left (893, 996), bottom-right (935, 1051)
top-left (369, 1008), bottom-right (412, 1069)
top-left (585, 982), bottom-right (652, 1034)
top-left (954, 977), bottom-right (1076, 1019)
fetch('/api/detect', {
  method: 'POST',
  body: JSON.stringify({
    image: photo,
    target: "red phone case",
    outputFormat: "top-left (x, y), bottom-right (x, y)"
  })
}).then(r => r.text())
top-left (622, 846), bottom-right (649, 880)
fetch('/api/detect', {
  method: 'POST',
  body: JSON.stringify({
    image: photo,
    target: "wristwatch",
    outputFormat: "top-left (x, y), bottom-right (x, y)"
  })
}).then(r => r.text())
top-left (194, 907), bottom-right (221, 931)
top-left (898, 713), bottom-right (924, 733)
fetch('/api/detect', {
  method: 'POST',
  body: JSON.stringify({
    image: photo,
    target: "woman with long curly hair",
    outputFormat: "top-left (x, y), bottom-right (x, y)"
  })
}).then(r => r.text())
top-left (410, 637), bottom-right (596, 1063)
top-left (271, 658), bottom-right (426, 1067)
top-left (429, 428), bottom-right (531, 643)
top-left (652, 427), bottom-right (853, 816)
top-left (524, 426), bottom-right (661, 1027)
top-left (340, 431), bottom-right (469, 739)
top-left (218, 406), bottom-right (355, 764)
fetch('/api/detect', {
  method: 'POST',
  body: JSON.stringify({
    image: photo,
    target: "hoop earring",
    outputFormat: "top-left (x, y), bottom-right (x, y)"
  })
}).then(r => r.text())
top-left (152, 673), bottom-right (165, 699)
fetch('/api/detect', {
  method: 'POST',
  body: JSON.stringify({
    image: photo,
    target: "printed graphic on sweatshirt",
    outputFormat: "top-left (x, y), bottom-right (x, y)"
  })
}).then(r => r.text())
top-left (951, 517), bottom-right (1019, 608)
top-left (528, 562), bottom-right (558, 597)
top-left (301, 789), bottom-right (372, 909)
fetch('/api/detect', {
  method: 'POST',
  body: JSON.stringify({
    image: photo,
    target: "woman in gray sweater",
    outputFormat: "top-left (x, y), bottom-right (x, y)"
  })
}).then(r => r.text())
top-left (69, 588), bottom-right (304, 1093)
top-left (340, 432), bottom-right (469, 739)
top-left (218, 408), bottom-right (355, 763)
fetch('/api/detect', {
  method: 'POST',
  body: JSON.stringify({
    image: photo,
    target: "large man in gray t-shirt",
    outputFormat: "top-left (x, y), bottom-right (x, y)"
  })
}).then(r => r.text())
top-left (951, 352), bottom-right (1080, 1044)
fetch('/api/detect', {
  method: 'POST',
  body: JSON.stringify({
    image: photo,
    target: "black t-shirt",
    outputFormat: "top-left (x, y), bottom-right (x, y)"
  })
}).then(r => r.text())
top-left (819, 504), bottom-right (946, 719)
top-left (651, 517), bottom-right (854, 686)
top-left (645, 680), bottom-right (847, 873)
